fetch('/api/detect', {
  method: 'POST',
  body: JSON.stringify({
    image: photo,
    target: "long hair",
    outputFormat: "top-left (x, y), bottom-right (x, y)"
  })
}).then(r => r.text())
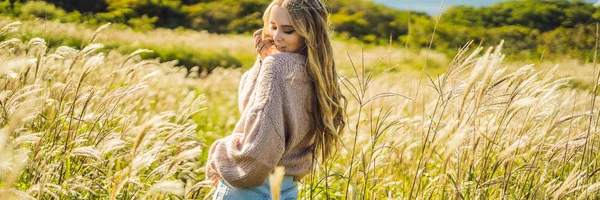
top-left (262, 0), bottom-right (347, 161)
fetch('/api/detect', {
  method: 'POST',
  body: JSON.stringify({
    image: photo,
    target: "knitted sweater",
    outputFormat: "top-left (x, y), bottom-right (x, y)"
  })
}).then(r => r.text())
top-left (206, 52), bottom-right (315, 188)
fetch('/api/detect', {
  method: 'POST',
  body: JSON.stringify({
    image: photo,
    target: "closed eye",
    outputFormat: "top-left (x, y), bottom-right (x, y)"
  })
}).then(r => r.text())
top-left (269, 22), bottom-right (295, 34)
top-left (270, 26), bottom-right (295, 34)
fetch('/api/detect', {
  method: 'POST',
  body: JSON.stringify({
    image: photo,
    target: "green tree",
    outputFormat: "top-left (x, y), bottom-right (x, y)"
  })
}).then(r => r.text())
top-left (442, 5), bottom-right (485, 27)
top-left (44, 0), bottom-right (107, 13)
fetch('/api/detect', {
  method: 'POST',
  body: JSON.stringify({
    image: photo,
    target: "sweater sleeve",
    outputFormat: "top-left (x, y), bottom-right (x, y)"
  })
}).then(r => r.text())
top-left (206, 56), bottom-right (286, 188)
top-left (237, 56), bottom-right (261, 114)
top-left (237, 72), bottom-right (248, 113)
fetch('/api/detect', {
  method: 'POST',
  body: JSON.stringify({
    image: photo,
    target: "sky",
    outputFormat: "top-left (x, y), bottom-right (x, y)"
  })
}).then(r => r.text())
top-left (372, 0), bottom-right (599, 15)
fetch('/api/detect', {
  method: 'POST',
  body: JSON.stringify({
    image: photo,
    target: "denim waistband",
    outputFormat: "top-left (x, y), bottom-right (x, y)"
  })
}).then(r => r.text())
top-left (215, 176), bottom-right (299, 200)
top-left (265, 175), bottom-right (297, 188)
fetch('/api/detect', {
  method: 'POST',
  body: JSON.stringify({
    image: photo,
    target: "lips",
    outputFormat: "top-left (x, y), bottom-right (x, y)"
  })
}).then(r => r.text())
top-left (276, 45), bottom-right (286, 51)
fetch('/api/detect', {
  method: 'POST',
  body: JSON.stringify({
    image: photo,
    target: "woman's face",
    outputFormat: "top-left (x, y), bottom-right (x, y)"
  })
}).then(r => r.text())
top-left (268, 5), bottom-right (305, 53)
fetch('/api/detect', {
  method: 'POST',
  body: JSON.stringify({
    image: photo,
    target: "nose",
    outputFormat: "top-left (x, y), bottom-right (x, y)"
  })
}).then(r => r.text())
top-left (273, 29), bottom-right (284, 42)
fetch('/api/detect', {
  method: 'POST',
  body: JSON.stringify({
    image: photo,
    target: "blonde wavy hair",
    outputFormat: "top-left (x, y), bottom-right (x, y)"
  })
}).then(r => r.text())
top-left (262, 0), bottom-right (346, 161)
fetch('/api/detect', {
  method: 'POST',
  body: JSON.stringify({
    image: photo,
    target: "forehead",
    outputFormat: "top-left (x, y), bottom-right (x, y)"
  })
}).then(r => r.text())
top-left (269, 5), bottom-right (292, 25)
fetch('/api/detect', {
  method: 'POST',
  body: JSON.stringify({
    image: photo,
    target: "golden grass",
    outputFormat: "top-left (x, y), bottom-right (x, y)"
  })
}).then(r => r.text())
top-left (1, 20), bottom-right (600, 199)
top-left (0, 16), bottom-right (448, 73)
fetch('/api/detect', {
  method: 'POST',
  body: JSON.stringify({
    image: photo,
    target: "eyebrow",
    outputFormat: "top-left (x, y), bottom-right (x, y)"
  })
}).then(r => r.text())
top-left (269, 21), bottom-right (294, 29)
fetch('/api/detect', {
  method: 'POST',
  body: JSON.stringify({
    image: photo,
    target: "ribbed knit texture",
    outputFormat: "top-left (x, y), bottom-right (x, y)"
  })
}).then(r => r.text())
top-left (206, 52), bottom-right (315, 188)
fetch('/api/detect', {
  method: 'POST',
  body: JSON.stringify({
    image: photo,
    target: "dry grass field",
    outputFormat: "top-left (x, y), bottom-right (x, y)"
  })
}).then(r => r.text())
top-left (1, 19), bottom-right (600, 199)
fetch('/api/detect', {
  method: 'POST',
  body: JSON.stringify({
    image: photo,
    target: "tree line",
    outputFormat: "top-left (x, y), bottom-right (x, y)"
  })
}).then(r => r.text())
top-left (2, 0), bottom-right (600, 60)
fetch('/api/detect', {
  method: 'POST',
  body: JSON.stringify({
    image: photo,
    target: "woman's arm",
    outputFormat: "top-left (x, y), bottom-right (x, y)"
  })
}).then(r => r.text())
top-left (206, 56), bottom-right (287, 187)
top-left (236, 56), bottom-right (261, 114)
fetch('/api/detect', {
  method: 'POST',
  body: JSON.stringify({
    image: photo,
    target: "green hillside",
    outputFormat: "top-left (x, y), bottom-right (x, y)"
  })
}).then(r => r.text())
top-left (2, 0), bottom-right (600, 62)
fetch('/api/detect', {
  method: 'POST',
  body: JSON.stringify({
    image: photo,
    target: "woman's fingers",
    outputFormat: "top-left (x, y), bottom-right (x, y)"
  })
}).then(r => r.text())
top-left (259, 40), bottom-right (279, 60)
top-left (256, 41), bottom-right (263, 53)
top-left (260, 40), bottom-right (273, 53)
top-left (253, 29), bottom-right (262, 38)
top-left (253, 29), bottom-right (263, 49)
top-left (256, 40), bottom-right (270, 54)
top-left (254, 36), bottom-right (261, 48)
top-left (253, 29), bottom-right (279, 60)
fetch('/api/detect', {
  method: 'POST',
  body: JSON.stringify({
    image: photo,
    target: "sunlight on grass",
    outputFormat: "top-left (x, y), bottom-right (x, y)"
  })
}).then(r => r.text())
top-left (1, 20), bottom-right (600, 199)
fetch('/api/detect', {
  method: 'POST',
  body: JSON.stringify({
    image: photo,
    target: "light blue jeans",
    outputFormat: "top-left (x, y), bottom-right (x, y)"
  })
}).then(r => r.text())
top-left (212, 176), bottom-right (298, 200)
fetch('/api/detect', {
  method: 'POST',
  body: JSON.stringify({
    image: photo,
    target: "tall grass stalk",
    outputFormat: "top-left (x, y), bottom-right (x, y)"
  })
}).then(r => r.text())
top-left (0, 22), bottom-right (206, 199)
top-left (2, 18), bottom-right (600, 199)
top-left (408, 0), bottom-right (447, 198)
top-left (582, 22), bottom-right (600, 177)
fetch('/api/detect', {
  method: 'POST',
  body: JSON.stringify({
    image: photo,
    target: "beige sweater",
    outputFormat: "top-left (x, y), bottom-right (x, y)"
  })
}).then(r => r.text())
top-left (206, 52), bottom-right (315, 187)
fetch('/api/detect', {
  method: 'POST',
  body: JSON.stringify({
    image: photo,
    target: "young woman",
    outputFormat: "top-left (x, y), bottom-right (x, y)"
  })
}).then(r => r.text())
top-left (206, 0), bottom-right (346, 199)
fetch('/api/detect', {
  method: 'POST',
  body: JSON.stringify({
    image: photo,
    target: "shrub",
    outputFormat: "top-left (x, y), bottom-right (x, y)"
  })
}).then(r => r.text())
top-left (0, 0), bottom-right (11, 16)
top-left (19, 1), bottom-right (67, 20)
top-left (128, 14), bottom-right (158, 32)
top-left (138, 46), bottom-right (242, 73)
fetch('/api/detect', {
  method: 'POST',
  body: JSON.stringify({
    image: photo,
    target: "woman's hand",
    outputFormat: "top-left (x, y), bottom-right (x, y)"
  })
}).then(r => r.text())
top-left (253, 29), bottom-right (279, 62)
top-left (210, 176), bottom-right (219, 187)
